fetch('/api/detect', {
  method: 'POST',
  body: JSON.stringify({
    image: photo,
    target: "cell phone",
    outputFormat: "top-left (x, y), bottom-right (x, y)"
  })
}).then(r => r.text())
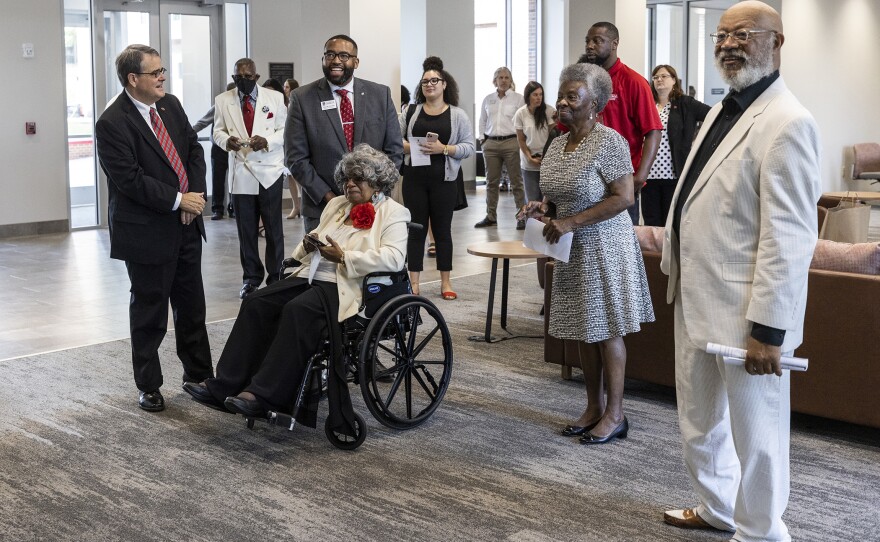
top-left (306, 234), bottom-right (326, 247)
top-left (531, 152), bottom-right (542, 158)
top-left (425, 132), bottom-right (439, 144)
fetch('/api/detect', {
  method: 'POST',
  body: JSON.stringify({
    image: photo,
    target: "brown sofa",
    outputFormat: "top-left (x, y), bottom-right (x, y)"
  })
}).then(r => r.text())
top-left (543, 251), bottom-right (880, 429)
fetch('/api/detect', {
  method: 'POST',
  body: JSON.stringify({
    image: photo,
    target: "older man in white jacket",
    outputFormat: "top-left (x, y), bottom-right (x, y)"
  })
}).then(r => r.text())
top-left (214, 58), bottom-right (287, 298)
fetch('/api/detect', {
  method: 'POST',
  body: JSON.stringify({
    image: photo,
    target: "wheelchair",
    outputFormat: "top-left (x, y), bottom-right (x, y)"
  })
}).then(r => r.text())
top-left (237, 259), bottom-right (454, 451)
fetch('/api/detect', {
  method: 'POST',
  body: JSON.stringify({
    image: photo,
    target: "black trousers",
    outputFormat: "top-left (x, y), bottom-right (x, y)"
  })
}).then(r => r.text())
top-left (205, 278), bottom-right (337, 416)
top-left (210, 144), bottom-right (229, 213)
top-left (124, 223), bottom-right (213, 392)
top-left (641, 178), bottom-right (677, 226)
top-left (403, 172), bottom-right (457, 272)
top-left (232, 176), bottom-right (284, 286)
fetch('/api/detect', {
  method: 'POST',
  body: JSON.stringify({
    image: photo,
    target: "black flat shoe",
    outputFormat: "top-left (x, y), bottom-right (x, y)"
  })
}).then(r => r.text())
top-left (224, 395), bottom-right (267, 418)
top-left (182, 382), bottom-right (231, 413)
top-left (138, 390), bottom-right (165, 412)
top-left (561, 420), bottom-right (599, 437)
top-left (579, 417), bottom-right (629, 445)
top-left (239, 283), bottom-right (257, 299)
top-left (474, 218), bottom-right (497, 228)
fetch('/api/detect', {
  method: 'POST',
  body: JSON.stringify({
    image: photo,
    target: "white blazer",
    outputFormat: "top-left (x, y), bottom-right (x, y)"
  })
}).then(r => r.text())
top-left (288, 195), bottom-right (411, 322)
top-left (660, 77), bottom-right (821, 353)
top-left (213, 87), bottom-right (287, 195)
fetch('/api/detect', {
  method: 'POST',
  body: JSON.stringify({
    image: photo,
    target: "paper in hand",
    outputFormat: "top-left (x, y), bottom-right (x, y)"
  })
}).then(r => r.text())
top-left (522, 218), bottom-right (572, 262)
top-left (706, 342), bottom-right (808, 372)
top-left (409, 137), bottom-right (431, 167)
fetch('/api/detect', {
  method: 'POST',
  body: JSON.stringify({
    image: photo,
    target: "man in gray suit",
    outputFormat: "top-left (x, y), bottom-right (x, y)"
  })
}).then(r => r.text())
top-left (660, 2), bottom-right (820, 541)
top-left (285, 34), bottom-right (403, 233)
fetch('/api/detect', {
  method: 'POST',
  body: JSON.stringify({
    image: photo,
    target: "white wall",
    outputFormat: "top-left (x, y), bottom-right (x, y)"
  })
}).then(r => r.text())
top-left (248, 0), bottom-right (303, 83)
top-left (400, 0), bottom-right (427, 102)
top-left (567, 0), bottom-right (614, 66)
top-left (350, 0), bottom-right (401, 107)
top-left (426, 0), bottom-right (476, 181)
top-left (614, 0), bottom-right (647, 75)
top-left (0, 0), bottom-right (68, 230)
top-left (781, 0), bottom-right (880, 191)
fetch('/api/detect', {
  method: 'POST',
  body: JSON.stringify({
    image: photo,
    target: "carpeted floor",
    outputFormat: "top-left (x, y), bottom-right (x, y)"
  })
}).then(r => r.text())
top-left (1, 264), bottom-right (878, 541)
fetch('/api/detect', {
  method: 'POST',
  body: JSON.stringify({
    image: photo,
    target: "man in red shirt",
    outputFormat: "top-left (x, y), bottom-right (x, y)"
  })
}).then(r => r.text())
top-left (582, 22), bottom-right (662, 225)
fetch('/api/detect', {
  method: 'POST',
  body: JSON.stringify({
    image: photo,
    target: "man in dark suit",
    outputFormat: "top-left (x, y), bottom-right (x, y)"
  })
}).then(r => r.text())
top-left (96, 44), bottom-right (213, 412)
top-left (285, 34), bottom-right (404, 233)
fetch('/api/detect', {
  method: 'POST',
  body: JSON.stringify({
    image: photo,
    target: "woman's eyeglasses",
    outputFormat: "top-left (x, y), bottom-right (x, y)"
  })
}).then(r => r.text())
top-left (420, 77), bottom-right (445, 87)
top-left (651, 74), bottom-right (672, 81)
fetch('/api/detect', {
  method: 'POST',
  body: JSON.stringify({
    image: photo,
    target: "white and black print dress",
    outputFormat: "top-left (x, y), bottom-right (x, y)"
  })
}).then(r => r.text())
top-left (540, 125), bottom-right (655, 343)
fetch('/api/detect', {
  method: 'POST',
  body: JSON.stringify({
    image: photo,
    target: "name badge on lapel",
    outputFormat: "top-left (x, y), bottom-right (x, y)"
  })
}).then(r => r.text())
top-left (321, 100), bottom-right (337, 111)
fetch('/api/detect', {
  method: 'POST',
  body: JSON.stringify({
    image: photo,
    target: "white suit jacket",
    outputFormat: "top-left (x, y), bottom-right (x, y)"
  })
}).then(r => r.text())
top-left (213, 87), bottom-right (287, 194)
top-left (288, 196), bottom-right (410, 322)
top-left (660, 77), bottom-right (821, 353)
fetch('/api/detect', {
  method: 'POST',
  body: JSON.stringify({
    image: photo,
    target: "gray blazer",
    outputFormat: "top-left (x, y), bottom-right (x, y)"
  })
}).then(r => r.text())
top-left (285, 77), bottom-right (404, 219)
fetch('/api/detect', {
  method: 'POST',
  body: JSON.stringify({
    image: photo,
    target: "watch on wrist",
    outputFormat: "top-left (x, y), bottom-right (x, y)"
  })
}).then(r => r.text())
top-left (443, 145), bottom-right (449, 156)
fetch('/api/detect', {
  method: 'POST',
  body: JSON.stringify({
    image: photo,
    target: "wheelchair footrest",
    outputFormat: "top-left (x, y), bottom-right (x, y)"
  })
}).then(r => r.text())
top-left (267, 411), bottom-right (297, 431)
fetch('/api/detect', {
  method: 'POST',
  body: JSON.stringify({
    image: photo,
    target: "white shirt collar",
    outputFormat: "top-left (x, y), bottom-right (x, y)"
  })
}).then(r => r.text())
top-left (328, 78), bottom-right (355, 95)
top-left (125, 89), bottom-right (156, 116)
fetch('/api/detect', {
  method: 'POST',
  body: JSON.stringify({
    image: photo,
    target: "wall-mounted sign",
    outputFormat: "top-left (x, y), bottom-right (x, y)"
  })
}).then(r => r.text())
top-left (268, 62), bottom-right (294, 83)
top-left (711, 88), bottom-right (725, 95)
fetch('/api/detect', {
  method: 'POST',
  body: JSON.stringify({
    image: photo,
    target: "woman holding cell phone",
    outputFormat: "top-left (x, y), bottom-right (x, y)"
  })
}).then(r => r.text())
top-left (399, 56), bottom-right (474, 300)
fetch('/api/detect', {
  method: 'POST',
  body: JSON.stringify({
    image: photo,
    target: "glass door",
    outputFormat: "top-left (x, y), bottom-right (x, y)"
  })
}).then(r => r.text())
top-left (69, 0), bottom-right (238, 229)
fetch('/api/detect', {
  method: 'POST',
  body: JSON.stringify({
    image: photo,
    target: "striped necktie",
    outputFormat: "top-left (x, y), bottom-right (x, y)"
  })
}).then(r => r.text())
top-left (149, 108), bottom-right (189, 193)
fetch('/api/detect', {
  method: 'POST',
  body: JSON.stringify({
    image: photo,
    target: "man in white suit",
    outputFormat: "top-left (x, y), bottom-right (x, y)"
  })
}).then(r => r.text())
top-left (660, 3), bottom-right (820, 541)
top-left (214, 58), bottom-right (287, 298)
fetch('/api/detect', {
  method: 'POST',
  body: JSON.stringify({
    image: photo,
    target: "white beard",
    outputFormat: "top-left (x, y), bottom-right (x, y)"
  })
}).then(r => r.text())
top-left (715, 46), bottom-right (774, 91)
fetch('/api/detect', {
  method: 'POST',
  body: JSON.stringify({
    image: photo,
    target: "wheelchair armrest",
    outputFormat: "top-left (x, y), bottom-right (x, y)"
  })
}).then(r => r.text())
top-left (280, 257), bottom-right (302, 273)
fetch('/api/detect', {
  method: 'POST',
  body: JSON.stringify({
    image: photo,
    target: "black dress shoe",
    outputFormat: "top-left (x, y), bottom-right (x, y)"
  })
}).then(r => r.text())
top-left (138, 390), bottom-right (165, 412)
top-left (561, 420), bottom-right (599, 437)
top-left (211, 210), bottom-right (224, 220)
top-left (224, 395), bottom-right (267, 418)
top-left (474, 218), bottom-right (497, 228)
top-left (182, 382), bottom-right (230, 413)
top-left (227, 203), bottom-right (235, 219)
top-left (579, 417), bottom-right (629, 445)
top-left (239, 283), bottom-right (257, 299)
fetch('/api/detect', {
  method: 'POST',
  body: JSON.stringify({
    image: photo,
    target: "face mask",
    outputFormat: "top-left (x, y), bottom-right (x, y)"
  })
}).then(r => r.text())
top-left (236, 77), bottom-right (257, 95)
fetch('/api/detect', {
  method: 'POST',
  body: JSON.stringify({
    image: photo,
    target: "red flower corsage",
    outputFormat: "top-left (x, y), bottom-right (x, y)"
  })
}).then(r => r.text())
top-left (350, 202), bottom-right (375, 229)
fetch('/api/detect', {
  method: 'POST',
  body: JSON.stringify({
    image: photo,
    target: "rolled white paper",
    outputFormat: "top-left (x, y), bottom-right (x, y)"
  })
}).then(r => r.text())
top-left (707, 342), bottom-right (808, 372)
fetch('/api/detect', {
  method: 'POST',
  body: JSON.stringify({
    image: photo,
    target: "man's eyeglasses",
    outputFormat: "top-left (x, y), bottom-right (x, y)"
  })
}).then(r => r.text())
top-left (710, 29), bottom-right (776, 45)
top-left (232, 74), bottom-right (258, 81)
top-left (323, 52), bottom-right (356, 62)
top-left (136, 67), bottom-right (167, 78)
top-left (651, 74), bottom-right (672, 81)
top-left (420, 77), bottom-right (445, 87)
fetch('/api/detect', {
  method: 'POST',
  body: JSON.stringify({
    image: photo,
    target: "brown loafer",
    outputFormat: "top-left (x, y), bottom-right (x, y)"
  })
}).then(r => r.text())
top-left (663, 508), bottom-right (723, 531)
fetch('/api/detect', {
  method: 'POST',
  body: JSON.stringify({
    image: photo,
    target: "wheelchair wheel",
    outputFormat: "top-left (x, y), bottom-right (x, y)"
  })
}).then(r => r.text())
top-left (359, 294), bottom-right (453, 430)
top-left (325, 411), bottom-right (367, 450)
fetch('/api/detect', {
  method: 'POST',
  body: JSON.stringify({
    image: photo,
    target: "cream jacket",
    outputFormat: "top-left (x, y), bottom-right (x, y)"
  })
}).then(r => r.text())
top-left (212, 87), bottom-right (287, 195)
top-left (660, 77), bottom-right (820, 353)
top-left (288, 195), bottom-right (411, 322)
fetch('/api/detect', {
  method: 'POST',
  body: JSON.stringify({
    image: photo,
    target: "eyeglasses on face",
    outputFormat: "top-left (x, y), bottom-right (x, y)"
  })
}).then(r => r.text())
top-left (420, 77), bottom-right (445, 87)
top-left (232, 74), bottom-right (258, 81)
top-left (710, 29), bottom-right (775, 45)
top-left (136, 67), bottom-right (166, 78)
top-left (652, 74), bottom-right (672, 81)
top-left (323, 52), bottom-right (356, 62)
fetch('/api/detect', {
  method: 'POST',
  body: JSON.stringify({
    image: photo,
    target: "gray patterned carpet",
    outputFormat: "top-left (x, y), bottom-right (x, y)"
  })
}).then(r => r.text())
top-left (1, 264), bottom-right (878, 541)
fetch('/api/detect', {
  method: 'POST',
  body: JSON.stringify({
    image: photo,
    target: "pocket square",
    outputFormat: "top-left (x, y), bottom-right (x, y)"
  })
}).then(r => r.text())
top-left (267, 112), bottom-right (274, 119)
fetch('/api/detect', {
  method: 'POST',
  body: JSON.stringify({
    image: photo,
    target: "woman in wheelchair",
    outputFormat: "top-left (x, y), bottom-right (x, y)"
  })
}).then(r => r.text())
top-left (183, 144), bottom-right (411, 437)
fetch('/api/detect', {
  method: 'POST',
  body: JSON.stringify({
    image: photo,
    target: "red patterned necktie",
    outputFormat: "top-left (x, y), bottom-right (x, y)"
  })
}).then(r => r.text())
top-left (336, 89), bottom-right (354, 151)
top-left (242, 96), bottom-right (254, 136)
top-left (149, 108), bottom-right (189, 193)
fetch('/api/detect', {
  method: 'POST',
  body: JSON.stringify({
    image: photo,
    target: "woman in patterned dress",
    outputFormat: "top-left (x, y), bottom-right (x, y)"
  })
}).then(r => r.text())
top-left (519, 63), bottom-right (655, 445)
